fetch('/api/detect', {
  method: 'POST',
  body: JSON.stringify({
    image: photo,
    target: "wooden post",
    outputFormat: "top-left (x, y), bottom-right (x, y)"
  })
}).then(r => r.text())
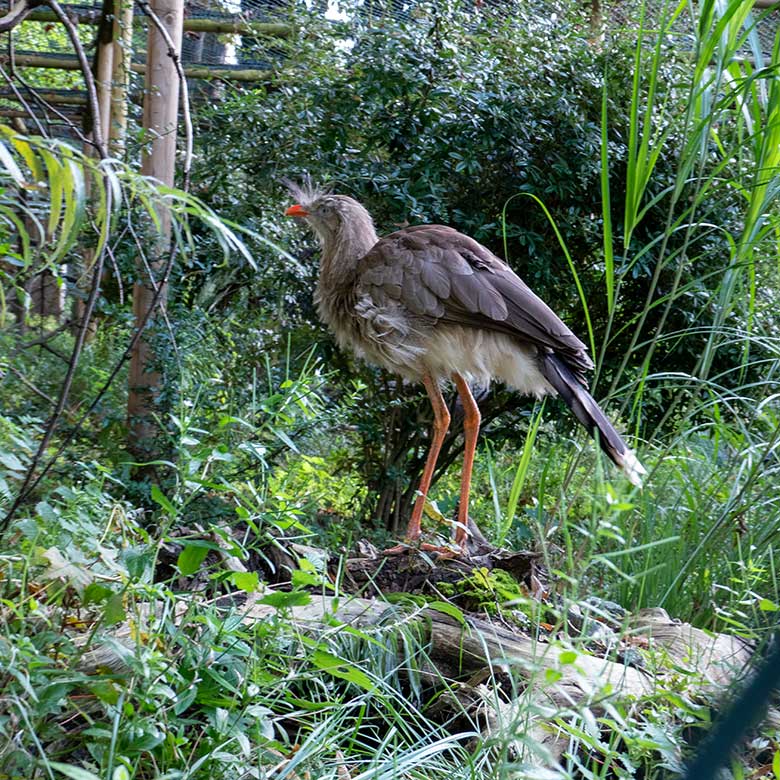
top-left (94, 0), bottom-right (115, 145)
top-left (109, 0), bottom-right (133, 158)
top-left (126, 0), bottom-right (183, 458)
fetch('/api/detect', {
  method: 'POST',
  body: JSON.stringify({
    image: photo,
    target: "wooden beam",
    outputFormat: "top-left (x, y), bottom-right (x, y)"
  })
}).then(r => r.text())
top-left (0, 53), bottom-right (273, 81)
top-left (0, 107), bottom-right (81, 117)
top-left (175, 17), bottom-right (290, 35)
top-left (0, 91), bottom-right (87, 104)
top-left (23, 7), bottom-right (292, 36)
top-left (175, 65), bottom-right (272, 81)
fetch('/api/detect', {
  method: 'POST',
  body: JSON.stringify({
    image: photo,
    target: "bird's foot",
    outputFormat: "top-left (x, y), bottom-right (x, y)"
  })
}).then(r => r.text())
top-left (420, 542), bottom-right (462, 560)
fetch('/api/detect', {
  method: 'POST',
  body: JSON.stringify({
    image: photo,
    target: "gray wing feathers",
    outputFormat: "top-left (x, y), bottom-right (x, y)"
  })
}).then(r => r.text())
top-left (402, 271), bottom-right (444, 317)
top-left (420, 261), bottom-right (452, 299)
top-left (351, 224), bottom-right (645, 485)
top-left (356, 224), bottom-right (592, 379)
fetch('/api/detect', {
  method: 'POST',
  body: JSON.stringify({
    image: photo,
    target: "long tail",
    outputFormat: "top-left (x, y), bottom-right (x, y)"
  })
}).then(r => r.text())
top-left (539, 352), bottom-right (647, 487)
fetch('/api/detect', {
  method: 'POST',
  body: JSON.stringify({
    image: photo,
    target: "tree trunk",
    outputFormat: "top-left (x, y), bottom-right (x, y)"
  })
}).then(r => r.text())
top-left (126, 0), bottom-right (183, 459)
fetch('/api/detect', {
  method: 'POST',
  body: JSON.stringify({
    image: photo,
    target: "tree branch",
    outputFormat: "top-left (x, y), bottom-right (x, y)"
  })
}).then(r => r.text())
top-left (44, 0), bottom-right (107, 157)
top-left (0, 0), bottom-right (45, 33)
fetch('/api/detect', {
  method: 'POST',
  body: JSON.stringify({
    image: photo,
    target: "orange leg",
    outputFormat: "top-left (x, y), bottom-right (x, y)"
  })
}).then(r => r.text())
top-left (452, 373), bottom-right (481, 547)
top-left (404, 374), bottom-right (451, 541)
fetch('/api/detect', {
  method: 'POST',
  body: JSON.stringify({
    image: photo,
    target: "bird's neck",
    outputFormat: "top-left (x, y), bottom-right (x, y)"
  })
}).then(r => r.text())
top-left (319, 219), bottom-right (379, 290)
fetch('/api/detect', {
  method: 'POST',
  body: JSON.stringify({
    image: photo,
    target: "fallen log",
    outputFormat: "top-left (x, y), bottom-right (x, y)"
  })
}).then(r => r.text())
top-left (73, 590), bottom-right (756, 769)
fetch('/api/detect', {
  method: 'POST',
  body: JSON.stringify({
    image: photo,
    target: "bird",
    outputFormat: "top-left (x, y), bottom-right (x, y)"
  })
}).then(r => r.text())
top-left (284, 183), bottom-right (646, 552)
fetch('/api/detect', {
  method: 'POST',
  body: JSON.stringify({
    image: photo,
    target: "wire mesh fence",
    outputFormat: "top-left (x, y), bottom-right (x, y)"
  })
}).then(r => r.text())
top-left (4, 1), bottom-right (779, 95)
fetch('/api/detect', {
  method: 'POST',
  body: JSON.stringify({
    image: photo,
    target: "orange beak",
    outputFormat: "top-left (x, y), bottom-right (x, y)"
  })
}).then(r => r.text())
top-left (285, 204), bottom-right (309, 218)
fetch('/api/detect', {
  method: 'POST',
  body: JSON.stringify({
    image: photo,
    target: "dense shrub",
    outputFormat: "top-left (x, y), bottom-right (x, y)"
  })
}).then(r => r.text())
top-left (187, 0), bottom-right (749, 528)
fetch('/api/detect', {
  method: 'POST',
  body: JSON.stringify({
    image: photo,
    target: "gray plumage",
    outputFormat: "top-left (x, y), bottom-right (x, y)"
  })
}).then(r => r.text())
top-left (285, 188), bottom-right (645, 487)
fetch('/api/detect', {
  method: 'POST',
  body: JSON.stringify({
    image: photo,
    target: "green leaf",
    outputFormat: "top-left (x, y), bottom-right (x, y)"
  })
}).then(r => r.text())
top-left (310, 649), bottom-right (375, 691)
top-left (230, 571), bottom-right (260, 593)
top-left (559, 650), bottom-right (578, 665)
top-left (0, 139), bottom-right (25, 185)
top-left (759, 598), bottom-right (779, 612)
top-left (39, 147), bottom-right (64, 240)
top-left (269, 426), bottom-right (300, 453)
top-left (104, 593), bottom-right (126, 626)
top-left (425, 600), bottom-right (467, 626)
top-left (123, 547), bottom-right (151, 580)
top-left (177, 544), bottom-right (209, 576)
top-left (0, 452), bottom-right (24, 472)
top-left (8, 134), bottom-right (44, 184)
top-left (49, 762), bottom-right (103, 780)
top-left (90, 680), bottom-right (120, 706)
top-left (51, 154), bottom-right (86, 261)
top-left (545, 669), bottom-right (563, 684)
top-left (83, 583), bottom-right (114, 605)
top-left (151, 484), bottom-right (177, 516)
top-left (259, 590), bottom-right (311, 609)
top-left (291, 569), bottom-right (322, 588)
top-left (174, 684), bottom-right (198, 715)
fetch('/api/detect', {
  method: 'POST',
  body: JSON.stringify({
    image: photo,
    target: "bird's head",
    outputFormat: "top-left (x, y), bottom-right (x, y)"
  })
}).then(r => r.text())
top-left (285, 195), bottom-right (349, 240)
top-left (284, 182), bottom-right (377, 250)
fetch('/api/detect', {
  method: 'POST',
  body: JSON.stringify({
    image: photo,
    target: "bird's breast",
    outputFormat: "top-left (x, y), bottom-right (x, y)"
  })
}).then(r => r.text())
top-left (317, 281), bottom-right (553, 397)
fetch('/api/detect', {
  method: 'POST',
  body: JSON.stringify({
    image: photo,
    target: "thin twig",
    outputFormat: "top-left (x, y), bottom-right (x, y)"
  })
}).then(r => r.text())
top-left (44, 0), bottom-right (108, 158)
top-left (136, 0), bottom-right (193, 191)
top-left (18, 321), bottom-right (72, 351)
top-left (6, 367), bottom-right (56, 406)
top-left (34, 342), bottom-right (71, 363)
top-left (19, 83), bottom-right (89, 143)
top-left (0, 63), bottom-right (46, 137)
top-left (0, 0), bottom-right (112, 532)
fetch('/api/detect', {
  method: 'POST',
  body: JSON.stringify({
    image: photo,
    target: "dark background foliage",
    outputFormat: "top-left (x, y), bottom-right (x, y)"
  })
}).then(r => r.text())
top-left (178, 1), bottom-right (741, 532)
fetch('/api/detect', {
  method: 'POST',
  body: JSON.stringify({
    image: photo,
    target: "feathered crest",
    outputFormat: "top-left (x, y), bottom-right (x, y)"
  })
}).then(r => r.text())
top-left (281, 175), bottom-right (331, 207)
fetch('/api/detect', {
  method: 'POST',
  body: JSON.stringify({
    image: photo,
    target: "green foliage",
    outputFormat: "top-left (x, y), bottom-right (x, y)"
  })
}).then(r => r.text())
top-left (436, 566), bottom-right (534, 619)
top-left (0, 473), bottom-right (471, 778)
top-left (3, 0), bottom-right (780, 777)
top-left (0, 130), bottom-right (256, 330)
top-left (186, 0), bottom-right (779, 535)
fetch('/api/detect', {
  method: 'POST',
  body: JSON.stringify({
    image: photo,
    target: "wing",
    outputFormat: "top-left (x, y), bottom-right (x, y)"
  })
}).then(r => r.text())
top-left (355, 225), bottom-right (593, 383)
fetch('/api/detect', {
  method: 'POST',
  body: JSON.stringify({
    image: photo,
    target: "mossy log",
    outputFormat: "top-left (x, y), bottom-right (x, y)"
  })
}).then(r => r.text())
top-left (74, 588), bottom-right (754, 766)
top-left (71, 532), bottom-right (760, 769)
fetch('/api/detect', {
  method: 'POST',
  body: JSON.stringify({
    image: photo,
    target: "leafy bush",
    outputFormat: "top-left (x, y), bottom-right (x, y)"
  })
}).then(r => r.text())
top-left (188, 0), bottom-right (763, 532)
